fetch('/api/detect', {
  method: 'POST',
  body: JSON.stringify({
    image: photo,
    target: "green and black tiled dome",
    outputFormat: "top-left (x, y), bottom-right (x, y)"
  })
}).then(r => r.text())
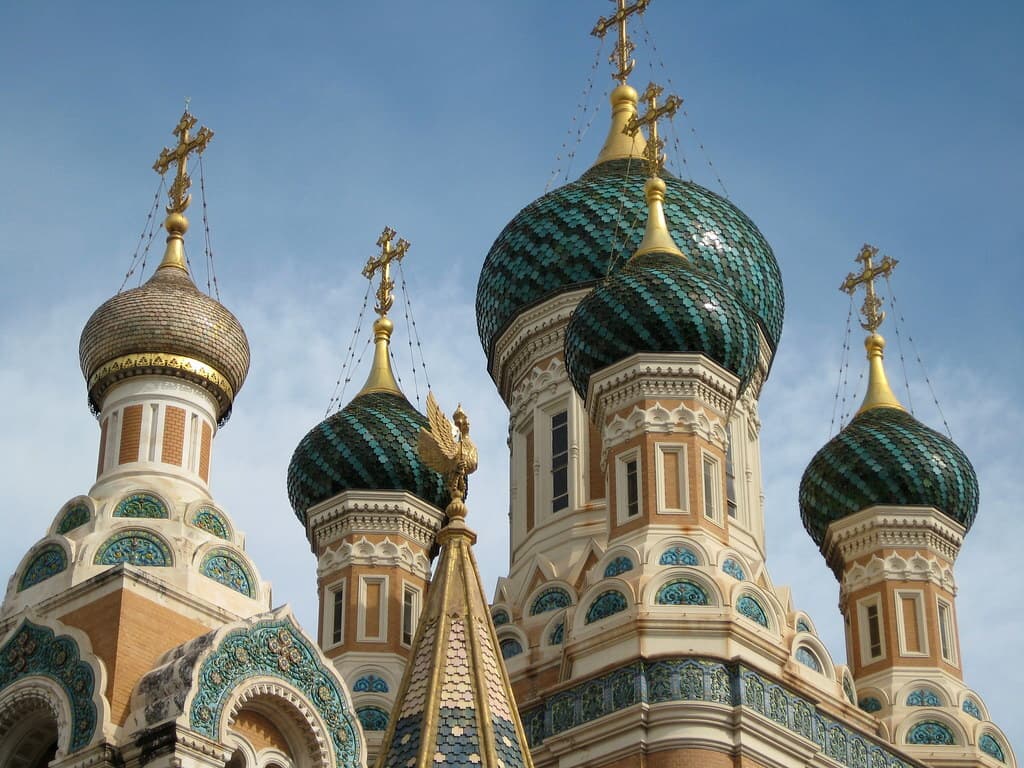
top-left (287, 391), bottom-right (449, 524)
top-left (799, 406), bottom-right (979, 547)
top-left (476, 159), bottom-right (783, 363)
top-left (563, 251), bottom-right (762, 401)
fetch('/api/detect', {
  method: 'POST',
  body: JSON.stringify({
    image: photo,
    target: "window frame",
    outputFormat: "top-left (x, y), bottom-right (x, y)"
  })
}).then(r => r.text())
top-left (323, 578), bottom-right (347, 649)
top-left (936, 597), bottom-right (958, 666)
top-left (654, 443), bottom-right (688, 514)
top-left (614, 447), bottom-right (642, 524)
top-left (894, 589), bottom-right (929, 658)
top-left (700, 450), bottom-right (724, 525)
top-left (401, 581), bottom-right (422, 648)
top-left (356, 574), bottom-right (389, 643)
top-left (856, 593), bottom-right (886, 665)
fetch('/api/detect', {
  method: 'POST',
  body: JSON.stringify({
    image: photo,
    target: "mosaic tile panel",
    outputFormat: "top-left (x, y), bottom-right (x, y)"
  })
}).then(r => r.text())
top-left (94, 530), bottom-right (171, 566)
top-left (200, 551), bottom-right (254, 596)
top-left (796, 647), bottom-right (822, 673)
top-left (476, 158), bottom-right (784, 360)
top-left (18, 545), bottom-right (67, 590)
top-left (906, 689), bottom-right (940, 707)
top-left (721, 558), bottom-right (745, 580)
top-left (191, 507), bottom-right (229, 539)
top-left (354, 674), bottom-right (389, 693)
top-left (491, 609), bottom-right (510, 626)
top-left (859, 697), bottom-right (883, 713)
top-left (564, 252), bottom-right (762, 400)
top-left (659, 546), bottom-right (699, 566)
top-left (736, 595), bottom-right (768, 627)
top-left (603, 556), bottom-right (634, 578)
top-left (843, 676), bottom-right (856, 706)
top-left (500, 638), bottom-right (524, 659)
top-left (0, 620), bottom-right (98, 752)
top-left (962, 697), bottom-right (981, 719)
top-left (585, 590), bottom-right (628, 623)
top-left (398, 619), bottom-right (437, 720)
top-left (796, 618), bottom-right (812, 633)
top-left (906, 721), bottom-right (955, 745)
top-left (980, 734), bottom-right (1006, 762)
top-left (530, 587), bottom-right (572, 615)
top-left (190, 618), bottom-right (360, 768)
top-left (655, 579), bottom-right (708, 606)
top-left (549, 622), bottom-right (564, 646)
top-left (475, 618), bottom-right (527, 768)
top-left (799, 407), bottom-right (979, 546)
top-left (56, 503), bottom-right (90, 534)
top-left (287, 391), bottom-right (449, 523)
top-left (113, 492), bottom-right (168, 519)
top-left (357, 706), bottom-right (389, 731)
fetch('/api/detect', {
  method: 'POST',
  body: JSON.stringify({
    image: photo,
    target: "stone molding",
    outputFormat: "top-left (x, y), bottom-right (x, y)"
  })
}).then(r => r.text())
top-left (601, 400), bottom-right (727, 455)
top-left (317, 536), bottom-right (432, 581)
top-left (840, 551), bottom-right (956, 600)
top-left (308, 491), bottom-right (445, 553)
top-left (587, 353), bottom-right (739, 426)
top-left (225, 680), bottom-right (332, 768)
top-left (509, 357), bottom-right (568, 427)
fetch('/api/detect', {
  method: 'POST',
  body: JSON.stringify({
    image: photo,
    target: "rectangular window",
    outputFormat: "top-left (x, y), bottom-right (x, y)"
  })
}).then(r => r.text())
top-left (937, 600), bottom-right (956, 664)
top-left (702, 455), bottom-right (720, 520)
top-left (551, 411), bottom-right (569, 512)
top-left (330, 583), bottom-right (345, 646)
top-left (725, 441), bottom-right (738, 519)
top-left (655, 444), bottom-right (688, 514)
top-left (896, 590), bottom-right (927, 656)
top-left (358, 575), bottom-right (388, 643)
top-left (856, 595), bottom-right (885, 665)
top-left (867, 604), bottom-right (882, 658)
top-left (625, 459), bottom-right (639, 517)
top-left (402, 585), bottom-right (420, 646)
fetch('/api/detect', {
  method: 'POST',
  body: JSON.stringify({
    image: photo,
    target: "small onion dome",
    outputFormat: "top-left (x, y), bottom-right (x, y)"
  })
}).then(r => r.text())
top-left (564, 250), bottom-right (762, 401)
top-left (476, 158), bottom-right (783, 366)
top-left (286, 390), bottom-right (449, 525)
top-left (799, 406), bottom-right (979, 547)
top-left (79, 262), bottom-right (249, 423)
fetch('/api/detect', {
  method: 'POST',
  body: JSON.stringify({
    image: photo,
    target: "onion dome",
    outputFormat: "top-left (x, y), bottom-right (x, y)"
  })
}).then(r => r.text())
top-left (476, 85), bottom-right (782, 368)
top-left (564, 177), bottom-right (762, 401)
top-left (286, 230), bottom-right (449, 524)
top-left (799, 249), bottom-right (978, 547)
top-left (80, 113), bottom-right (249, 423)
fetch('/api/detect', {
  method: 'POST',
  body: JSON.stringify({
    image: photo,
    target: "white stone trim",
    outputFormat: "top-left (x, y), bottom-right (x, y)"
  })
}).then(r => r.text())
top-left (317, 536), bottom-right (431, 581)
top-left (602, 400), bottom-right (727, 456)
top-left (307, 490), bottom-right (445, 552)
top-left (840, 550), bottom-right (956, 599)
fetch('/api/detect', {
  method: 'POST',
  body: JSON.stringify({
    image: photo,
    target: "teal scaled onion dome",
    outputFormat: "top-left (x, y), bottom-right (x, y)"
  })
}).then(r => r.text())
top-left (563, 175), bottom-right (761, 402)
top-left (476, 157), bottom-right (783, 365)
top-left (287, 318), bottom-right (449, 525)
top-left (799, 333), bottom-right (979, 547)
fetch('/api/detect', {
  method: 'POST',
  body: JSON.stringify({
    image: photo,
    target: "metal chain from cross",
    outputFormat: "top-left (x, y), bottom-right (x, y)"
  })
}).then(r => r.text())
top-left (840, 244), bottom-right (899, 333)
top-left (362, 226), bottom-right (410, 318)
top-left (623, 82), bottom-right (682, 176)
top-left (591, 0), bottom-right (651, 84)
top-left (152, 110), bottom-right (214, 215)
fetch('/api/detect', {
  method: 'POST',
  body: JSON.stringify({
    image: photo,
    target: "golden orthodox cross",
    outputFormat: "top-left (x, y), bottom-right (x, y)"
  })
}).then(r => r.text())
top-left (624, 82), bottom-right (682, 176)
top-left (840, 244), bottom-right (899, 332)
top-left (153, 110), bottom-right (214, 214)
top-left (592, 0), bottom-right (651, 84)
top-left (362, 226), bottom-right (410, 317)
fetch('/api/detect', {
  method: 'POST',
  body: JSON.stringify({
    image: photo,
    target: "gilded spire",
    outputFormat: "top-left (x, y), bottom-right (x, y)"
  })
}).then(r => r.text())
top-left (591, 0), bottom-right (651, 165)
top-left (152, 108), bottom-right (214, 273)
top-left (357, 227), bottom-right (410, 397)
top-left (839, 244), bottom-right (904, 414)
top-left (625, 82), bottom-right (684, 258)
top-left (375, 401), bottom-right (532, 768)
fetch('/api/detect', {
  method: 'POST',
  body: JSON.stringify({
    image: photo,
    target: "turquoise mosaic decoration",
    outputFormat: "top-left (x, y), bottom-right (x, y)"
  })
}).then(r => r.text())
top-left (980, 734), bottom-right (1005, 762)
top-left (287, 391), bottom-right (449, 523)
top-left (190, 617), bottom-right (360, 767)
top-left (962, 697), bottom-right (982, 719)
top-left (549, 622), bottom-right (564, 646)
top-left (843, 677), bottom-right (856, 706)
top-left (191, 507), bottom-right (229, 539)
top-left (0, 620), bottom-right (98, 752)
top-left (564, 252), bottom-right (761, 400)
top-left (500, 638), bottom-right (524, 659)
top-left (796, 618), bottom-right (812, 633)
top-left (113, 492), bottom-right (168, 519)
top-left (796, 647), bottom-right (822, 673)
top-left (656, 579), bottom-right (708, 606)
top-left (519, 656), bottom-right (915, 768)
top-left (200, 550), bottom-right (254, 597)
top-left (491, 609), bottom-right (510, 626)
top-left (799, 407), bottom-right (979, 546)
top-left (906, 689), bottom-right (940, 707)
top-left (603, 556), bottom-right (633, 578)
top-left (94, 530), bottom-right (171, 566)
top-left (357, 706), bottom-right (390, 732)
top-left (721, 558), bottom-right (745, 580)
top-left (859, 697), bottom-right (882, 713)
top-left (18, 545), bottom-right (68, 590)
top-left (354, 674), bottom-right (389, 693)
top-left (530, 587), bottom-right (572, 615)
top-left (585, 591), bottom-right (628, 624)
top-left (56, 503), bottom-right (90, 534)
top-left (736, 595), bottom-right (768, 628)
top-left (658, 546), bottom-right (698, 566)
top-left (906, 721), bottom-right (954, 746)
top-left (476, 158), bottom-right (783, 363)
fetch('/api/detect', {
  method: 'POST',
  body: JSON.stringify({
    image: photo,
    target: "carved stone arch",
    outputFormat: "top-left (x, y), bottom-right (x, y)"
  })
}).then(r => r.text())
top-left (192, 540), bottom-right (261, 600)
top-left (897, 710), bottom-right (967, 747)
top-left (185, 499), bottom-right (236, 542)
top-left (89, 525), bottom-right (175, 568)
top-left (728, 582), bottom-right (782, 634)
top-left (575, 579), bottom-right (633, 630)
top-left (895, 679), bottom-right (951, 708)
top-left (646, 568), bottom-right (721, 607)
top-left (523, 580), bottom-right (575, 619)
top-left (496, 625), bottom-right (529, 662)
top-left (0, 677), bottom-right (66, 762)
top-left (594, 544), bottom-right (640, 581)
top-left (109, 488), bottom-right (173, 521)
top-left (224, 680), bottom-right (333, 768)
top-left (789, 634), bottom-right (837, 681)
top-left (12, 536), bottom-right (73, 594)
top-left (541, 609), bottom-right (568, 648)
top-left (649, 536), bottom-right (709, 567)
top-left (49, 495), bottom-right (95, 537)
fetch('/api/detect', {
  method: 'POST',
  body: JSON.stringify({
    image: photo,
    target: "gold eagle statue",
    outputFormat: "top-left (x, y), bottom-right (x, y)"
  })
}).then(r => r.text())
top-left (418, 392), bottom-right (478, 514)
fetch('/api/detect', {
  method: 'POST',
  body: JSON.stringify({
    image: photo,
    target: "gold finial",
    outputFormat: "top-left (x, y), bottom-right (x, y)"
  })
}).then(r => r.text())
top-left (592, 0), bottom-right (651, 85)
top-left (840, 244), bottom-right (904, 414)
top-left (418, 393), bottom-right (479, 523)
top-left (151, 109), bottom-right (214, 272)
top-left (356, 227), bottom-right (410, 397)
top-left (624, 82), bottom-right (683, 177)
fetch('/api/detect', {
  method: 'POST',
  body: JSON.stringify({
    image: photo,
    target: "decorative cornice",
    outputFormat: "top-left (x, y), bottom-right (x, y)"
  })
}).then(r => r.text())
top-left (318, 535), bottom-right (432, 580)
top-left (602, 401), bottom-right (727, 454)
top-left (839, 551), bottom-right (957, 600)
top-left (587, 353), bottom-right (738, 426)
top-left (510, 358), bottom-right (569, 426)
top-left (822, 507), bottom-right (964, 577)
top-left (88, 352), bottom-right (234, 413)
top-left (492, 289), bottom-right (591, 403)
top-left (308, 490), bottom-right (446, 553)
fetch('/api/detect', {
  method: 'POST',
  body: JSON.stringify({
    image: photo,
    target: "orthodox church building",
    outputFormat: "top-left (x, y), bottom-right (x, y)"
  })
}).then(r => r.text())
top-left (0, 4), bottom-right (1014, 768)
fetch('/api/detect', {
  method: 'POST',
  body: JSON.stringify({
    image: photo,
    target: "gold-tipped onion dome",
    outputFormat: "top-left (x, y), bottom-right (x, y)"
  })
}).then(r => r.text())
top-left (79, 263), bottom-right (250, 423)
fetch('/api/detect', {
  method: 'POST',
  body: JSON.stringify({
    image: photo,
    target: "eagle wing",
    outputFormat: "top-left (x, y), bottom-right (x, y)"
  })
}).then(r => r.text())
top-left (418, 391), bottom-right (458, 475)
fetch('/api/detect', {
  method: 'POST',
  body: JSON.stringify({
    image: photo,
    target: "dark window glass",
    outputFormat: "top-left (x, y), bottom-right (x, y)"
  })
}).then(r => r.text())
top-left (403, 587), bottom-right (416, 645)
top-left (551, 411), bottom-right (569, 512)
top-left (867, 603), bottom-right (882, 658)
top-left (332, 586), bottom-right (345, 645)
top-left (725, 441), bottom-right (737, 518)
top-left (626, 459), bottom-right (639, 517)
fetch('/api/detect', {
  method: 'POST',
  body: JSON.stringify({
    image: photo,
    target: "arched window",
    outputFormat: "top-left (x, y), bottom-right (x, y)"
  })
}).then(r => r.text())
top-left (721, 558), bottom-right (745, 580)
top-left (980, 734), bottom-right (1006, 763)
top-left (603, 556), bottom-right (633, 578)
top-left (906, 721), bottom-right (955, 746)
top-left (500, 638), bottom-right (523, 659)
top-left (795, 647), bottom-right (822, 673)
top-left (491, 609), bottom-right (510, 625)
top-left (357, 706), bottom-right (390, 732)
top-left (200, 550), bottom-right (254, 597)
top-left (19, 545), bottom-right (68, 591)
top-left (658, 546), bottom-right (698, 566)
top-left (56, 503), bottom-right (90, 534)
top-left (585, 591), bottom-right (627, 624)
top-left (113, 492), bottom-right (168, 519)
top-left (530, 587), bottom-right (571, 615)
top-left (95, 530), bottom-right (171, 566)
top-left (736, 595), bottom-right (768, 627)
top-left (655, 579), bottom-right (708, 606)
top-left (549, 622), bottom-right (564, 645)
top-left (906, 688), bottom-right (941, 707)
top-left (962, 697), bottom-right (981, 719)
top-left (191, 507), bottom-right (229, 539)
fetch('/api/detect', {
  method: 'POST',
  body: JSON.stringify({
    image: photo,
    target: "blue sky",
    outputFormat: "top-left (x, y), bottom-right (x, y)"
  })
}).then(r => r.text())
top-left (1, 0), bottom-right (1021, 753)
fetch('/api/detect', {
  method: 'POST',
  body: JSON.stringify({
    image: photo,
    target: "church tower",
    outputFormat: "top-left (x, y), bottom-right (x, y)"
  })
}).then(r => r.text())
top-left (0, 111), bottom-right (363, 768)
top-left (287, 230), bottom-right (448, 763)
top-left (799, 246), bottom-right (1014, 766)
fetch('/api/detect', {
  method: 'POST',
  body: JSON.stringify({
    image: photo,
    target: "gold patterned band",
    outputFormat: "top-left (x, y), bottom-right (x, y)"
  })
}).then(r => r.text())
top-left (87, 352), bottom-right (234, 408)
